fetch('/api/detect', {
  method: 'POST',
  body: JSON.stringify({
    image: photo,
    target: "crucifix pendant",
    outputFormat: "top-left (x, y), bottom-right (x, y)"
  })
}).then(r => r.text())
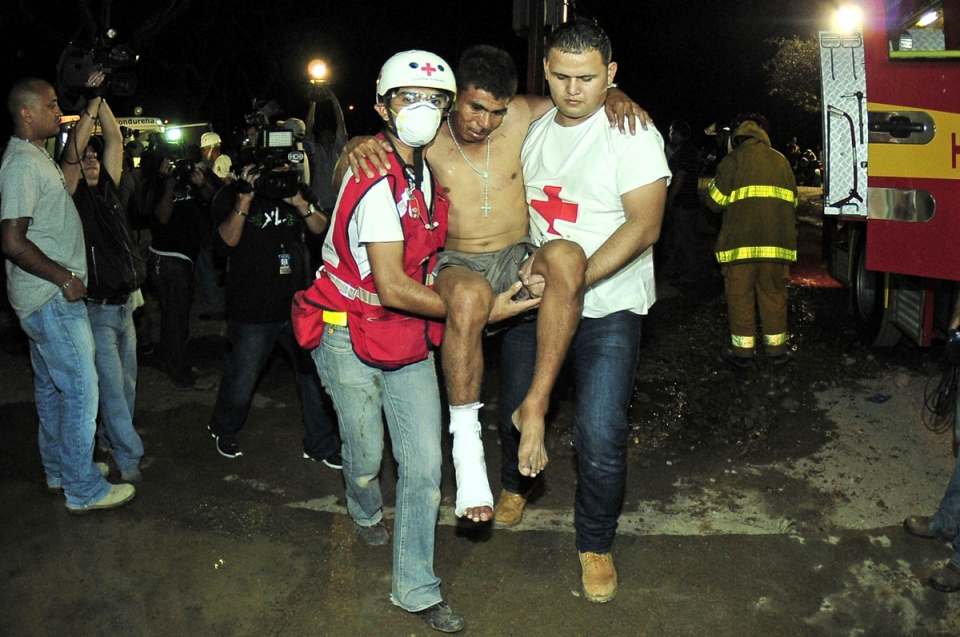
top-left (481, 203), bottom-right (491, 217)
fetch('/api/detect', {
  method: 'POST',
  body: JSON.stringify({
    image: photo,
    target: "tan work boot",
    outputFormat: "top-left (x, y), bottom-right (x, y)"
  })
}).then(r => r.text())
top-left (493, 489), bottom-right (527, 527)
top-left (579, 551), bottom-right (618, 603)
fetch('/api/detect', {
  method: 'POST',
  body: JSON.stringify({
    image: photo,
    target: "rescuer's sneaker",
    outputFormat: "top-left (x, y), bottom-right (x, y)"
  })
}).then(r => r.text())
top-left (493, 489), bottom-right (527, 527)
top-left (413, 601), bottom-right (465, 633)
top-left (930, 563), bottom-right (960, 593)
top-left (903, 515), bottom-right (938, 539)
top-left (354, 522), bottom-right (390, 546)
top-left (579, 551), bottom-right (618, 603)
top-left (66, 483), bottom-right (136, 515)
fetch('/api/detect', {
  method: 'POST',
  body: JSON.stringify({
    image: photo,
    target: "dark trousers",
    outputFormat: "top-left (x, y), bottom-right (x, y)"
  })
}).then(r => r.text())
top-left (148, 253), bottom-right (195, 383)
top-left (209, 320), bottom-right (338, 459)
top-left (722, 261), bottom-right (789, 356)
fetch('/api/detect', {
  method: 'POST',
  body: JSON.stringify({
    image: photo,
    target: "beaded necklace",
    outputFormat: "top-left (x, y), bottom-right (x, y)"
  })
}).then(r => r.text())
top-left (446, 116), bottom-right (491, 218)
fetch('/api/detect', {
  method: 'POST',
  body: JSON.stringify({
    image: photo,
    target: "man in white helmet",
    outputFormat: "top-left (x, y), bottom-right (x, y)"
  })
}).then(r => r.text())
top-left (298, 50), bottom-right (536, 633)
top-left (199, 131), bottom-right (231, 182)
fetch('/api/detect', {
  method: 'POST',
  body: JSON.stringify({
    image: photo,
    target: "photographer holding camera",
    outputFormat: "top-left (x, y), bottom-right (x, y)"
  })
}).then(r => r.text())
top-left (145, 147), bottom-right (217, 390)
top-left (205, 148), bottom-right (340, 465)
top-left (60, 75), bottom-right (146, 484)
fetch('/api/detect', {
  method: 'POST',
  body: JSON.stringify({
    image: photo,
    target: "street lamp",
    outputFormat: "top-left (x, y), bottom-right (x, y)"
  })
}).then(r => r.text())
top-left (834, 5), bottom-right (863, 32)
top-left (308, 59), bottom-right (328, 84)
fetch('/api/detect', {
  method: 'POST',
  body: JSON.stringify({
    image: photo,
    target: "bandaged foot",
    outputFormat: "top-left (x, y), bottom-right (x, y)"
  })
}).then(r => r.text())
top-left (450, 420), bottom-right (494, 520)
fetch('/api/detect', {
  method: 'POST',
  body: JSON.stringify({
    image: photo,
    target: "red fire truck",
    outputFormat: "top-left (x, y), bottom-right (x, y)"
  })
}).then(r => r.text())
top-left (822, 0), bottom-right (960, 346)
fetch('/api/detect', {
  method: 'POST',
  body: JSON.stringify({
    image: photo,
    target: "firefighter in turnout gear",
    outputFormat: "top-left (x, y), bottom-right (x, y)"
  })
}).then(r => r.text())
top-left (706, 118), bottom-right (797, 366)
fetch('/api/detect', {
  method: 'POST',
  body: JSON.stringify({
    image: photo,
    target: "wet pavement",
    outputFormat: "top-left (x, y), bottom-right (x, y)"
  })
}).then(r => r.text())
top-left (2, 188), bottom-right (960, 636)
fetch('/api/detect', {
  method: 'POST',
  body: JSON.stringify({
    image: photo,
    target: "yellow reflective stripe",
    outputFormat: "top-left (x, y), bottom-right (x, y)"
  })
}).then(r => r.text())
top-left (708, 179), bottom-right (727, 206)
top-left (708, 181), bottom-right (797, 208)
top-left (731, 335), bottom-right (755, 348)
top-left (322, 310), bottom-right (348, 327)
top-left (763, 332), bottom-right (787, 346)
top-left (715, 246), bottom-right (797, 263)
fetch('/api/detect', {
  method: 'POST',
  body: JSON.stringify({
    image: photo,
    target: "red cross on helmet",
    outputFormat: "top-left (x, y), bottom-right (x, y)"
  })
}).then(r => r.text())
top-left (376, 50), bottom-right (457, 102)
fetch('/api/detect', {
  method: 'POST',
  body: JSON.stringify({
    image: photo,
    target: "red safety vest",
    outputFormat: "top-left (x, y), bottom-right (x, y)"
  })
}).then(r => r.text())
top-left (294, 143), bottom-right (448, 370)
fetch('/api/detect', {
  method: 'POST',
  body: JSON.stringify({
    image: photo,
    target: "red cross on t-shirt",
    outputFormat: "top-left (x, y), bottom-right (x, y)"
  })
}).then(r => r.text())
top-left (531, 185), bottom-right (579, 235)
top-left (421, 63), bottom-right (436, 76)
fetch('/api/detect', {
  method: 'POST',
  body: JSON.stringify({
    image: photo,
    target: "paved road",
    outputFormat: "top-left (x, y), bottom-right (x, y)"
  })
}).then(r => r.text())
top-left (3, 197), bottom-right (960, 635)
top-left (2, 327), bottom-right (960, 636)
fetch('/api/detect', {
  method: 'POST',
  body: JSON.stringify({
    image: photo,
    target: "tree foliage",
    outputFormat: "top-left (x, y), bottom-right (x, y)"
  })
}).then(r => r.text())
top-left (764, 36), bottom-right (821, 114)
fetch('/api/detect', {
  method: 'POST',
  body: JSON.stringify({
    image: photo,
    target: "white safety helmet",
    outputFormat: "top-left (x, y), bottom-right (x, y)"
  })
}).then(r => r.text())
top-left (200, 132), bottom-right (221, 148)
top-left (376, 50), bottom-right (456, 103)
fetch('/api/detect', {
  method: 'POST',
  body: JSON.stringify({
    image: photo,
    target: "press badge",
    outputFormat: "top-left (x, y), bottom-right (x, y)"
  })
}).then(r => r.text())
top-left (279, 244), bottom-right (291, 275)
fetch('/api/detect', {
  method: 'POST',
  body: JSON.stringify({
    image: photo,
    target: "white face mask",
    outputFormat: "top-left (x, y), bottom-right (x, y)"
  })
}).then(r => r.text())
top-left (393, 102), bottom-right (442, 147)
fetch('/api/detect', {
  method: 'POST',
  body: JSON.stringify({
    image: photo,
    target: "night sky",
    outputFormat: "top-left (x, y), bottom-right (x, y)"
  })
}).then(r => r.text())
top-left (0, 0), bottom-right (837, 149)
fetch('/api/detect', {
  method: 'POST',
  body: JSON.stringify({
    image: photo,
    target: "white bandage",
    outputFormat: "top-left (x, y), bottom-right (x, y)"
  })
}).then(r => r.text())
top-left (449, 415), bottom-right (493, 518)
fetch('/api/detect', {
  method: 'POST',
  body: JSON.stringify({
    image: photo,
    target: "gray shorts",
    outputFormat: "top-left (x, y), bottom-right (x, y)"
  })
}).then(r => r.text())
top-left (434, 237), bottom-right (536, 295)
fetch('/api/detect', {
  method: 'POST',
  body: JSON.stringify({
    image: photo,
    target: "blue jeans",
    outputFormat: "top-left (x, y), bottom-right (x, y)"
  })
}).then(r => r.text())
top-left (312, 324), bottom-right (443, 611)
top-left (209, 320), bottom-right (338, 459)
top-left (499, 310), bottom-right (641, 554)
top-left (148, 253), bottom-right (194, 383)
top-left (87, 296), bottom-right (144, 472)
top-left (931, 393), bottom-right (960, 568)
top-left (20, 293), bottom-right (111, 508)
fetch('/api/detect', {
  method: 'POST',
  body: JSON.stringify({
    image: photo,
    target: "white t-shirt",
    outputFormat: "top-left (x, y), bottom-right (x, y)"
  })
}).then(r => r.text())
top-left (322, 169), bottom-right (433, 280)
top-left (521, 107), bottom-right (670, 318)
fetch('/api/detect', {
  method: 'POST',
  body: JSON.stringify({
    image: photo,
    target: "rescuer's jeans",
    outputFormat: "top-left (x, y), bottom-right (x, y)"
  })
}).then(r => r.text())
top-left (20, 293), bottom-right (111, 508)
top-left (930, 389), bottom-right (960, 568)
top-left (499, 310), bottom-right (641, 554)
top-left (312, 323), bottom-right (443, 612)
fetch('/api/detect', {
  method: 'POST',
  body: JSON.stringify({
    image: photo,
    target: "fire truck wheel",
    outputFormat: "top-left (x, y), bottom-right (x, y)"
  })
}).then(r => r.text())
top-left (852, 240), bottom-right (901, 347)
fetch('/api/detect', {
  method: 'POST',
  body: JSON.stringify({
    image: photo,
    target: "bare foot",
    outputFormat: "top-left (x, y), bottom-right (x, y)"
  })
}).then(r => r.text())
top-left (512, 403), bottom-right (549, 477)
top-left (461, 505), bottom-right (493, 523)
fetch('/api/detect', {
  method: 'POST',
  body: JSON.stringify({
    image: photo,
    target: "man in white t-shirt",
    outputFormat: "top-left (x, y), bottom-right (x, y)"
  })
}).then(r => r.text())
top-left (504, 18), bottom-right (670, 604)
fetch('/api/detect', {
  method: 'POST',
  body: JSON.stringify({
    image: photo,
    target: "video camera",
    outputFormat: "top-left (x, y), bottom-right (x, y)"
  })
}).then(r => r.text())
top-left (56, 39), bottom-right (137, 112)
top-left (152, 142), bottom-right (199, 184)
top-left (172, 158), bottom-right (197, 179)
top-left (240, 99), bottom-right (309, 199)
